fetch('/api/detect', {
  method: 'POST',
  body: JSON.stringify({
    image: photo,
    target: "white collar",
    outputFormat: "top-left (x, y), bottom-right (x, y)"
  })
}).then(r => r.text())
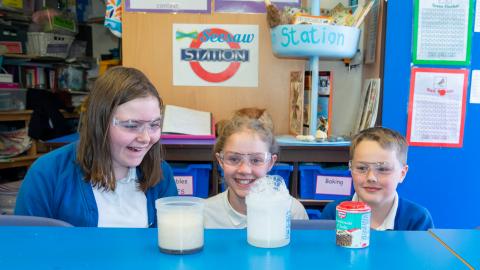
top-left (223, 189), bottom-right (247, 228)
top-left (352, 192), bottom-right (398, 231)
top-left (117, 167), bottom-right (137, 184)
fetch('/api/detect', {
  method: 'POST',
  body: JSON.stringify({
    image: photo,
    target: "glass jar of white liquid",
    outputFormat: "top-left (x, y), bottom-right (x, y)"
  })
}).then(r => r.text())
top-left (155, 196), bottom-right (205, 254)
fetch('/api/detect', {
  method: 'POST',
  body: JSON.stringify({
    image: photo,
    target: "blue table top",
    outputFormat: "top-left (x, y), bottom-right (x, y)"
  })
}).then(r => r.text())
top-left (430, 229), bottom-right (479, 269)
top-left (0, 227), bottom-right (468, 270)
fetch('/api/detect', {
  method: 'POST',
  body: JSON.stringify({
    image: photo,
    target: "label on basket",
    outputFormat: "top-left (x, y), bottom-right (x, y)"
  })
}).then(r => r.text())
top-left (315, 175), bottom-right (352, 196)
top-left (174, 176), bottom-right (193, 195)
top-left (46, 43), bottom-right (69, 54)
top-left (53, 16), bottom-right (76, 32)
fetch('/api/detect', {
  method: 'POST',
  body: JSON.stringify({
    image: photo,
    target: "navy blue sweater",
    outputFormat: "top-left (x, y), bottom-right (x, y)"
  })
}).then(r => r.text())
top-left (321, 196), bottom-right (434, 231)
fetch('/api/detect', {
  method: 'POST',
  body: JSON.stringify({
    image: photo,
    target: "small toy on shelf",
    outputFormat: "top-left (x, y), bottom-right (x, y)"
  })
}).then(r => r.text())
top-left (264, 0), bottom-right (282, 28)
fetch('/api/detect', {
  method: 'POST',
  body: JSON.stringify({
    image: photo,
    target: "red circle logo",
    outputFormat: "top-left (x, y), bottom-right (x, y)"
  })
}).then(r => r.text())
top-left (189, 28), bottom-right (241, 83)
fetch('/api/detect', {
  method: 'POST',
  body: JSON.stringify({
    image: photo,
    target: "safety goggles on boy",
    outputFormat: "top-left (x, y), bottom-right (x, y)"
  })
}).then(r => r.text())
top-left (348, 160), bottom-right (395, 177)
top-left (112, 117), bottom-right (162, 134)
top-left (219, 151), bottom-right (272, 167)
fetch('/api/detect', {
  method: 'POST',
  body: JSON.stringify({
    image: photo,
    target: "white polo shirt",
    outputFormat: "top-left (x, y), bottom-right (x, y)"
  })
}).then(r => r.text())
top-left (352, 192), bottom-right (399, 231)
top-left (92, 168), bottom-right (148, 228)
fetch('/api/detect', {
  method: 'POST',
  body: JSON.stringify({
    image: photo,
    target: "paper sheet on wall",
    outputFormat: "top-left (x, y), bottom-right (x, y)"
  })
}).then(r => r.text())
top-left (413, 0), bottom-right (472, 65)
top-left (126, 0), bottom-right (211, 13)
top-left (469, 70), bottom-right (480, 103)
top-left (407, 68), bottom-right (468, 147)
top-left (475, 0), bottom-right (480, 32)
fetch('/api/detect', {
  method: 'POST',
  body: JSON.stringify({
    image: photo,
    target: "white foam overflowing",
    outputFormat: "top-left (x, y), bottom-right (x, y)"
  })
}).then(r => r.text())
top-left (247, 175), bottom-right (290, 203)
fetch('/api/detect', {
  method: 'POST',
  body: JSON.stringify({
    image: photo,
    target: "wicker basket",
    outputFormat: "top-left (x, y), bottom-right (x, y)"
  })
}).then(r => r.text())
top-left (27, 32), bottom-right (75, 58)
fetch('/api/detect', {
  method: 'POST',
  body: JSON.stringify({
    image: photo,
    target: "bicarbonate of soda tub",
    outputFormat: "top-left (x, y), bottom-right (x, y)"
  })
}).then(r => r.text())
top-left (335, 201), bottom-right (371, 248)
top-left (246, 175), bottom-right (292, 248)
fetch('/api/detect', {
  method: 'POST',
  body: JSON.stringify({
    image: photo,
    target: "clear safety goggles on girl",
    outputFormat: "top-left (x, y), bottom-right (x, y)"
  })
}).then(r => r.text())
top-left (112, 117), bottom-right (162, 134)
top-left (218, 151), bottom-right (272, 167)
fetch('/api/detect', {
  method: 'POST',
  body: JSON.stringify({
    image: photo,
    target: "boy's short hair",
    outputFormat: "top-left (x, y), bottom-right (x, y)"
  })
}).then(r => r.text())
top-left (350, 127), bottom-right (408, 165)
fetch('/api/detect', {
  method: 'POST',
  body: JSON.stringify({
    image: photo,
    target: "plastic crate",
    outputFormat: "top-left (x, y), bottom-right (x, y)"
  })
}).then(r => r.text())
top-left (299, 163), bottom-right (353, 200)
top-left (0, 88), bottom-right (26, 111)
top-left (170, 163), bottom-right (212, 198)
top-left (219, 163), bottom-right (293, 191)
top-left (27, 32), bottom-right (75, 58)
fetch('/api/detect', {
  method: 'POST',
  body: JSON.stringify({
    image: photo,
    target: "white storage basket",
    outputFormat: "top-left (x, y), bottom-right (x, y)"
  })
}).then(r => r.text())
top-left (27, 32), bottom-right (75, 58)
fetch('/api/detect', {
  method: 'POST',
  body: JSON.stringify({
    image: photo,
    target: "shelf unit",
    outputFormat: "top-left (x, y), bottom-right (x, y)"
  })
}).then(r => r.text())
top-left (0, 110), bottom-right (41, 170)
top-left (0, 109), bottom-right (80, 169)
top-left (270, 0), bottom-right (360, 137)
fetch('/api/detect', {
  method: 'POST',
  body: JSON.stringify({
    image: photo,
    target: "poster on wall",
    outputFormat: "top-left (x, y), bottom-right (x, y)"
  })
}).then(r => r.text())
top-left (469, 70), bottom-right (480, 103)
top-left (406, 68), bottom-right (468, 147)
top-left (476, 0), bottom-right (480, 32)
top-left (412, 0), bottom-right (473, 65)
top-left (126, 0), bottom-right (211, 13)
top-left (214, 0), bottom-right (300, 13)
top-left (172, 24), bottom-right (259, 87)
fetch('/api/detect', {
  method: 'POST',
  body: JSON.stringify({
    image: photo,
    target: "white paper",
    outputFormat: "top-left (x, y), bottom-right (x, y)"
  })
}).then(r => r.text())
top-left (469, 70), bottom-right (480, 103)
top-left (128, 0), bottom-right (209, 11)
top-left (315, 175), bottom-right (352, 196)
top-left (416, 0), bottom-right (470, 62)
top-left (163, 105), bottom-right (211, 135)
top-left (409, 70), bottom-right (466, 144)
top-left (475, 0), bottom-right (480, 32)
top-left (173, 24), bottom-right (258, 87)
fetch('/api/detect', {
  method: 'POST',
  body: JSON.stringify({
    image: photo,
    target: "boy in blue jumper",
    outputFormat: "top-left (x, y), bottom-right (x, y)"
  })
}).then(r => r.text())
top-left (322, 127), bottom-right (433, 230)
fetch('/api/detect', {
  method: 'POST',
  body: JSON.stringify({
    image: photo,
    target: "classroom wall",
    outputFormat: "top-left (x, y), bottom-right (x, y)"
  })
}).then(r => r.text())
top-left (123, 11), bottom-right (303, 134)
top-left (383, 0), bottom-right (480, 229)
top-left (121, 1), bottom-right (375, 135)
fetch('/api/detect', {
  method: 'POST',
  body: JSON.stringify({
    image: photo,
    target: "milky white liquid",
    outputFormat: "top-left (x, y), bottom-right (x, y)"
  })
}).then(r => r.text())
top-left (157, 211), bottom-right (204, 252)
top-left (246, 196), bottom-right (291, 248)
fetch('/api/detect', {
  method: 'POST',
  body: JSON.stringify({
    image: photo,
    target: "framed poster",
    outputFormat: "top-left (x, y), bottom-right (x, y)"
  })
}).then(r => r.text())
top-left (406, 67), bottom-right (468, 147)
top-left (412, 0), bottom-right (473, 65)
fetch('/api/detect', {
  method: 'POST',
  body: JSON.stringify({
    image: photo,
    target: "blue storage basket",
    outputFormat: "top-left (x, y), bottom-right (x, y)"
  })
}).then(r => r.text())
top-left (170, 163), bottom-right (212, 198)
top-left (299, 163), bottom-right (353, 200)
top-left (219, 163), bottom-right (293, 192)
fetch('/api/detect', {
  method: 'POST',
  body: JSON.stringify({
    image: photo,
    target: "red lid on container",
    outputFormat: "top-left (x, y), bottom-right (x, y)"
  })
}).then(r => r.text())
top-left (337, 201), bottom-right (371, 211)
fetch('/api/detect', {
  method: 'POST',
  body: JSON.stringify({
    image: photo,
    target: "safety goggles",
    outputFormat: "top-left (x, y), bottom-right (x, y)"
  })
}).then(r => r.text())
top-left (218, 151), bottom-right (272, 167)
top-left (112, 117), bottom-right (162, 134)
top-left (348, 160), bottom-right (395, 177)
